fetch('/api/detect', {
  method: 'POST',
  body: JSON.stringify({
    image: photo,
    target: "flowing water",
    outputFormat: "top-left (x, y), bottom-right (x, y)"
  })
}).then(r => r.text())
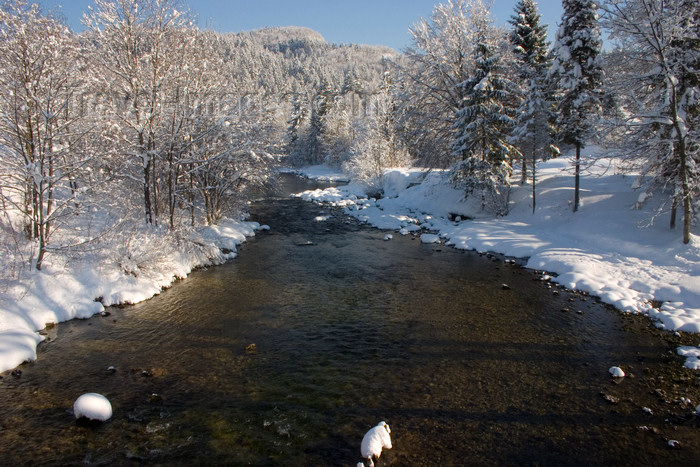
top-left (1, 174), bottom-right (699, 466)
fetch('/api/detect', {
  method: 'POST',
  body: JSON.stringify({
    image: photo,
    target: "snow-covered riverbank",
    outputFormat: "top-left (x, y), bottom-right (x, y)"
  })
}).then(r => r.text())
top-left (2, 156), bottom-right (698, 374)
top-left (0, 219), bottom-right (265, 373)
top-left (296, 158), bottom-right (700, 338)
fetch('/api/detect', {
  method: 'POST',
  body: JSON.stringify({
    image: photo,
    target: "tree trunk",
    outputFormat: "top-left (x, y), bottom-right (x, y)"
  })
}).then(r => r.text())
top-left (670, 197), bottom-right (677, 230)
top-left (679, 139), bottom-right (691, 244)
top-left (573, 142), bottom-right (581, 212)
top-left (151, 148), bottom-right (158, 227)
top-left (521, 156), bottom-right (527, 185)
top-left (683, 189), bottom-right (691, 244)
top-left (532, 147), bottom-right (537, 214)
top-left (144, 158), bottom-right (153, 225)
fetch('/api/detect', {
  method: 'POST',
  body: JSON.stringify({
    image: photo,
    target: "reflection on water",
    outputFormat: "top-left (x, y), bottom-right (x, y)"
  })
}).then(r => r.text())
top-left (1, 174), bottom-right (698, 465)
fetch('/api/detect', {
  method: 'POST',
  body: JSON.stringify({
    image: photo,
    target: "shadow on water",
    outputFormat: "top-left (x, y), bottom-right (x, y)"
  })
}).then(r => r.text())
top-left (1, 173), bottom-right (699, 465)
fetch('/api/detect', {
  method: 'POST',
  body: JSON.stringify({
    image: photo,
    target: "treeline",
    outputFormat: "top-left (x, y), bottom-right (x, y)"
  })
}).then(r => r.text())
top-left (0, 0), bottom-right (697, 273)
top-left (391, 0), bottom-right (698, 241)
top-left (0, 0), bottom-right (398, 270)
top-left (289, 0), bottom-right (698, 243)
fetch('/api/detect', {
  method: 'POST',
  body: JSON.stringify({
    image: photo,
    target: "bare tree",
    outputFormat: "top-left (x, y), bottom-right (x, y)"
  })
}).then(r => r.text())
top-left (83, 0), bottom-right (191, 226)
top-left (602, 0), bottom-right (699, 243)
top-left (0, 1), bottom-right (87, 269)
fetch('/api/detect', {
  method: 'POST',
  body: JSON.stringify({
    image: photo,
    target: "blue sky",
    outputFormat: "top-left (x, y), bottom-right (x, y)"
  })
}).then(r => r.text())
top-left (38, 0), bottom-right (563, 51)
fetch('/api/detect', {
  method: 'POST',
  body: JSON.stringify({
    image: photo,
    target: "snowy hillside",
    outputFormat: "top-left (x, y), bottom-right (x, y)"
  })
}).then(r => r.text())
top-left (297, 155), bottom-right (700, 336)
top-left (247, 26), bottom-right (327, 45)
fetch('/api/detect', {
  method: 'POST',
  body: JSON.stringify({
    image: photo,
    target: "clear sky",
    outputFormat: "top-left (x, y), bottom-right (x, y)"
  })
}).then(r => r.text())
top-left (37, 0), bottom-right (564, 52)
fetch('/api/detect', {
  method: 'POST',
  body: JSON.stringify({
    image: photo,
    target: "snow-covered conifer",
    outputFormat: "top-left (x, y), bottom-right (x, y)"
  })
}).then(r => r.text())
top-left (404, 0), bottom-right (488, 167)
top-left (550, 0), bottom-right (604, 212)
top-left (452, 26), bottom-right (519, 167)
top-left (450, 10), bottom-right (519, 215)
top-left (508, 0), bottom-right (554, 212)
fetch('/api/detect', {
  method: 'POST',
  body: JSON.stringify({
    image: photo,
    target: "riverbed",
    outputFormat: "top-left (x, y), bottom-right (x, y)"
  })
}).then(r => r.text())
top-left (1, 175), bottom-right (699, 465)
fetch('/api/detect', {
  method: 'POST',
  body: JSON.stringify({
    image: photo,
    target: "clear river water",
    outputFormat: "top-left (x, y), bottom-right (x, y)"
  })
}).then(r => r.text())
top-left (1, 174), bottom-right (699, 465)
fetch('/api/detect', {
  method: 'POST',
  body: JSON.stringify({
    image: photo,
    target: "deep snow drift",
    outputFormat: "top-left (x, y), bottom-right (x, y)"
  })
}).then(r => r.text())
top-left (0, 219), bottom-right (264, 373)
top-left (296, 157), bottom-right (700, 340)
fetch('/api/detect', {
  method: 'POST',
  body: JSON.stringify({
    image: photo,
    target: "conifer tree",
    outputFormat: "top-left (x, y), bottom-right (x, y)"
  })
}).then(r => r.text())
top-left (451, 22), bottom-right (520, 216)
top-left (452, 37), bottom-right (519, 167)
top-left (550, 0), bottom-right (604, 212)
top-left (509, 0), bottom-right (553, 212)
top-left (286, 92), bottom-right (307, 156)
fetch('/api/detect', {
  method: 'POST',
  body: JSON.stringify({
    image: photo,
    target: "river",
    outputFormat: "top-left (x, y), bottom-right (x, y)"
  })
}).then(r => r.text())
top-left (1, 174), bottom-right (698, 465)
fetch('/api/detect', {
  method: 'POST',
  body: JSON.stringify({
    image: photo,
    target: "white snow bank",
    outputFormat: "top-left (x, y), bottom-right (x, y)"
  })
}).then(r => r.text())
top-left (281, 164), bottom-right (350, 182)
top-left (295, 157), bottom-right (700, 339)
top-left (677, 346), bottom-right (700, 370)
top-left (0, 218), bottom-right (262, 373)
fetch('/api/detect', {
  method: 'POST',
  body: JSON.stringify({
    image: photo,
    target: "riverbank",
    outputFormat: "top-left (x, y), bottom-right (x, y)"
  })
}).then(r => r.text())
top-left (2, 190), bottom-right (699, 464)
top-left (0, 219), bottom-right (265, 373)
top-left (296, 156), bottom-right (700, 352)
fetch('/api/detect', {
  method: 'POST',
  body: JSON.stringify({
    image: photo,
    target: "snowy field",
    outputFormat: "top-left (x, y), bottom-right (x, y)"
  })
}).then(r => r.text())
top-left (296, 156), bottom-right (700, 361)
top-left (0, 219), bottom-right (265, 373)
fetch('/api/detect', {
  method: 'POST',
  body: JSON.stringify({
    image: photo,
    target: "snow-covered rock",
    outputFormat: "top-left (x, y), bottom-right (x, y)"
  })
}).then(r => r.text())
top-left (74, 393), bottom-right (112, 421)
top-left (420, 234), bottom-right (440, 244)
top-left (361, 421), bottom-right (392, 466)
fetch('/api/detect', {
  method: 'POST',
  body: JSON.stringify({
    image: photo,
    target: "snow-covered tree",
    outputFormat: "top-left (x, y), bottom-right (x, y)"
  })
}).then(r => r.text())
top-left (303, 80), bottom-right (333, 164)
top-left (0, 1), bottom-right (86, 269)
top-left (452, 27), bottom-right (519, 166)
top-left (286, 92), bottom-right (307, 156)
top-left (343, 71), bottom-right (412, 184)
top-left (509, 0), bottom-right (554, 212)
top-left (602, 0), bottom-right (699, 243)
top-left (550, 0), bottom-right (604, 212)
top-left (83, 0), bottom-right (192, 226)
top-left (404, 0), bottom-right (489, 167)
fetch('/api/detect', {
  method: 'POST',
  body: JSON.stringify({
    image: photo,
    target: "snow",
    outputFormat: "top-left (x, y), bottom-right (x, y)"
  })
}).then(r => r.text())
top-left (420, 234), bottom-right (441, 244)
top-left (73, 393), bottom-right (112, 421)
top-left (295, 157), bottom-right (700, 346)
top-left (361, 421), bottom-right (392, 462)
top-left (677, 347), bottom-right (700, 370)
top-left (0, 218), bottom-right (263, 373)
top-left (280, 164), bottom-right (350, 182)
top-left (2, 155), bottom-right (698, 374)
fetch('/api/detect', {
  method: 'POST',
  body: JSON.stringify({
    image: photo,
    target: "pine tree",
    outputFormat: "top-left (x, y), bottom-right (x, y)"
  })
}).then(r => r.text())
top-left (306, 80), bottom-right (335, 165)
top-left (550, 0), bottom-right (603, 212)
top-left (451, 24), bottom-right (520, 216)
top-left (509, 0), bottom-right (554, 213)
top-left (452, 38), bottom-right (519, 167)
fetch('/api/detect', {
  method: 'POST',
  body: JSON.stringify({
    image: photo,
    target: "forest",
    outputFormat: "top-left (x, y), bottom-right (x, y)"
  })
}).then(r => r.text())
top-left (0, 0), bottom-right (698, 278)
